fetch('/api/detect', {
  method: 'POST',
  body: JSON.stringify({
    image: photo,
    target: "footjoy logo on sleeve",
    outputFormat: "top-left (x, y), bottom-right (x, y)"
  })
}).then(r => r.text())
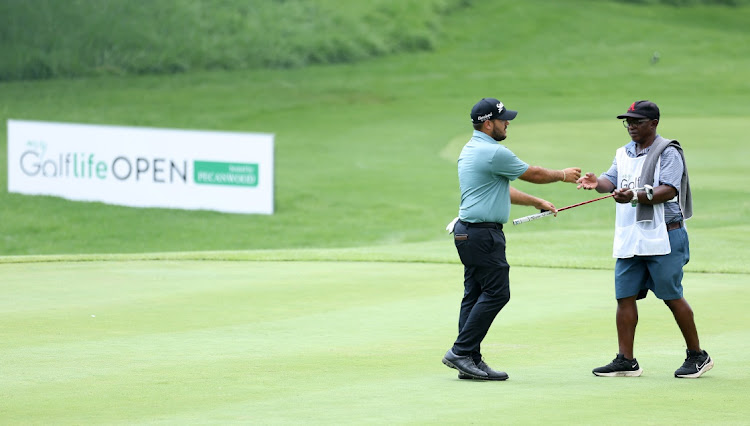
top-left (193, 161), bottom-right (258, 187)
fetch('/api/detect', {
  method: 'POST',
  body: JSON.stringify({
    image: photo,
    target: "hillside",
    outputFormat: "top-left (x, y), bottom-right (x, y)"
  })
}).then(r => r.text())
top-left (1, 0), bottom-right (748, 259)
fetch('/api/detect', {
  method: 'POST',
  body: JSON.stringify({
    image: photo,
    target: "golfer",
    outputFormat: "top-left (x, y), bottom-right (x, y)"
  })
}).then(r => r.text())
top-left (442, 98), bottom-right (581, 380)
top-left (577, 100), bottom-right (713, 378)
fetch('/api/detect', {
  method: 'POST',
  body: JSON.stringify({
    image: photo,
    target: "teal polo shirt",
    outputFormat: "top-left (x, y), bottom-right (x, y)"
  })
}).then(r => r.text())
top-left (458, 130), bottom-right (529, 224)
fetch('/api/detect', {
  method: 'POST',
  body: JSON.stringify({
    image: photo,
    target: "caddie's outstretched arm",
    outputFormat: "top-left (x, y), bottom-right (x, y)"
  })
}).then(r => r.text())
top-left (576, 172), bottom-right (615, 193)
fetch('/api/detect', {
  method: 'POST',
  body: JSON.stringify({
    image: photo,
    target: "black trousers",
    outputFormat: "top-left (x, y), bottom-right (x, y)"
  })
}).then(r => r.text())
top-left (451, 220), bottom-right (511, 360)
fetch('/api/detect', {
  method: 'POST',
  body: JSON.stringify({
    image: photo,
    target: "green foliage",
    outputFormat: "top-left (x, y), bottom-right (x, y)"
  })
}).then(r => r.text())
top-left (0, 0), bottom-right (471, 81)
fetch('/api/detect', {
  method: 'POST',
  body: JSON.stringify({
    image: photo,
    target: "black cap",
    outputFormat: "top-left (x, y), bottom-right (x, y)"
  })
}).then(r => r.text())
top-left (471, 98), bottom-right (518, 124)
top-left (617, 100), bottom-right (660, 120)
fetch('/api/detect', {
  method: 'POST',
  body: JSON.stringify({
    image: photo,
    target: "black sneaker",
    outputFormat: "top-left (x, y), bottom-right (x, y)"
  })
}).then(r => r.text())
top-left (675, 349), bottom-right (713, 378)
top-left (593, 354), bottom-right (643, 377)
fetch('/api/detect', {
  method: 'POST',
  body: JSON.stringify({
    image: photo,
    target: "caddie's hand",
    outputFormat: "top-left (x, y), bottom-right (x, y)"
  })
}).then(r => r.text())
top-left (613, 188), bottom-right (632, 204)
top-left (536, 199), bottom-right (558, 216)
top-left (562, 167), bottom-right (581, 183)
top-left (576, 172), bottom-right (598, 190)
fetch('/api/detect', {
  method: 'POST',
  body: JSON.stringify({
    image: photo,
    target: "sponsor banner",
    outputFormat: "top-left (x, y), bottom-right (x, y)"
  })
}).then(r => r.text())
top-left (7, 120), bottom-right (274, 214)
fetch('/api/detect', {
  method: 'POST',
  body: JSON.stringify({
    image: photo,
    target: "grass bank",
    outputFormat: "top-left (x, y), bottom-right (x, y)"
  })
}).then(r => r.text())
top-left (1, 0), bottom-right (748, 262)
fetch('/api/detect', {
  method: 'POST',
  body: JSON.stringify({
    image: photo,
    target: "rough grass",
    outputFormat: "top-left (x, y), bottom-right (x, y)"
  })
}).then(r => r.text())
top-left (1, 0), bottom-right (749, 264)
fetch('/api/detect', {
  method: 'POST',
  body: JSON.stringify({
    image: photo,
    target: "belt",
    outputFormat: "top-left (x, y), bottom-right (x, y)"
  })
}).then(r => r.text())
top-left (666, 221), bottom-right (683, 231)
top-left (460, 220), bottom-right (503, 230)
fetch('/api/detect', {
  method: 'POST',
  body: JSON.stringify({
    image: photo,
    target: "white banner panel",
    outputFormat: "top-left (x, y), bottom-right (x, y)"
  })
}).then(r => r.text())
top-left (7, 120), bottom-right (274, 214)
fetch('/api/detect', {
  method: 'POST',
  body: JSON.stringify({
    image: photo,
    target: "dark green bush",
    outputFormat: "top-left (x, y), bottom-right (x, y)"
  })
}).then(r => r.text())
top-left (0, 0), bottom-right (472, 81)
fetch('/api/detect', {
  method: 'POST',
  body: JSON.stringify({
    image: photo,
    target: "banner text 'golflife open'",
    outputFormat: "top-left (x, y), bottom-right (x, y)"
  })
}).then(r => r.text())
top-left (7, 120), bottom-right (274, 214)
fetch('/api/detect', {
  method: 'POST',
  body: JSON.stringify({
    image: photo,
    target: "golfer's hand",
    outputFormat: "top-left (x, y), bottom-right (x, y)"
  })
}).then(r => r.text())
top-left (613, 188), bottom-right (632, 204)
top-left (536, 199), bottom-right (558, 217)
top-left (577, 172), bottom-right (598, 190)
top-left (562, 167), bottom-right (581, 183)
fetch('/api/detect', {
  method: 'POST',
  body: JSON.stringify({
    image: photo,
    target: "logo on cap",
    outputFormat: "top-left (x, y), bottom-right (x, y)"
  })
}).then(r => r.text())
top-left (497, 102), bottom-right (504, 113)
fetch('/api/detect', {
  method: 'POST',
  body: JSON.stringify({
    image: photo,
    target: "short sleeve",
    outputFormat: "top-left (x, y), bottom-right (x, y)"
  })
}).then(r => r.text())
top-left (658, 146), bottom-right (684, 191)
top-left (600, 156), bottom-right (618, 188)
top-left (491, 145), bottom-right (529, 181)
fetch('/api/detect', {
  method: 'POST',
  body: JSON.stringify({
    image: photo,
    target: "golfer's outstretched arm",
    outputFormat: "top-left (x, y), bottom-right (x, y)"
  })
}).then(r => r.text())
top-left (519, 166), bottom-right (581, 184)
top-left (510, 187), bottom-right (557, 214)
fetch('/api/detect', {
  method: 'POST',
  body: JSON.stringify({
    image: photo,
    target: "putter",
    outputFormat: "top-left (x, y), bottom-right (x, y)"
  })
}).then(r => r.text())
top-left (512, 185), bottom-right (653, 225)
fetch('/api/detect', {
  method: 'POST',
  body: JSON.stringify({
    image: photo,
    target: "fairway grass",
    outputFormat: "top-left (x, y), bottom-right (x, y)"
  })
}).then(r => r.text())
top-left (2, 1), bottom-right (749, 257)
top-left (2, 259), bottom-right (748, 424)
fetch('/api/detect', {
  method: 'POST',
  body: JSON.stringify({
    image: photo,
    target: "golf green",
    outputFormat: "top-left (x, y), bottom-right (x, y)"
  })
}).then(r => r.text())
top-left (2, 260), bottom-right (747, 423)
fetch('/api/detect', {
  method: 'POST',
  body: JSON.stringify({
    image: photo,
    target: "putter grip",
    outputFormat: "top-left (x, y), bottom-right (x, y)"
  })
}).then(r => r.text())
top-left (512, 210), bottom-right (553, 225)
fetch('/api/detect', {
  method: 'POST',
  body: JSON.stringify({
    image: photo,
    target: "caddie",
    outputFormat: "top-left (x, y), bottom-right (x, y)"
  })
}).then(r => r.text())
top-left (577, 100), bottom-right (713, 378)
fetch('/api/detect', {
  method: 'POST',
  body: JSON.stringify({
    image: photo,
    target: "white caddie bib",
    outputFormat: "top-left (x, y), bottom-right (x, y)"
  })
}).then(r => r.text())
top-left (612, 147), bottom-right (671, 258)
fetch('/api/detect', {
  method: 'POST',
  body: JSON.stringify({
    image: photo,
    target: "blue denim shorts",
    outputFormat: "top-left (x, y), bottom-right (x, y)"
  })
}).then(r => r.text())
top-left (614, 227), bottom-right (690, 300)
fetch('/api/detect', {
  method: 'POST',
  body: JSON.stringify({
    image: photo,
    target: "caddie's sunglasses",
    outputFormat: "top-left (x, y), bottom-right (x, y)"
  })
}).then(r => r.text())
top-left (623, 119), bottom-right (650, 128)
